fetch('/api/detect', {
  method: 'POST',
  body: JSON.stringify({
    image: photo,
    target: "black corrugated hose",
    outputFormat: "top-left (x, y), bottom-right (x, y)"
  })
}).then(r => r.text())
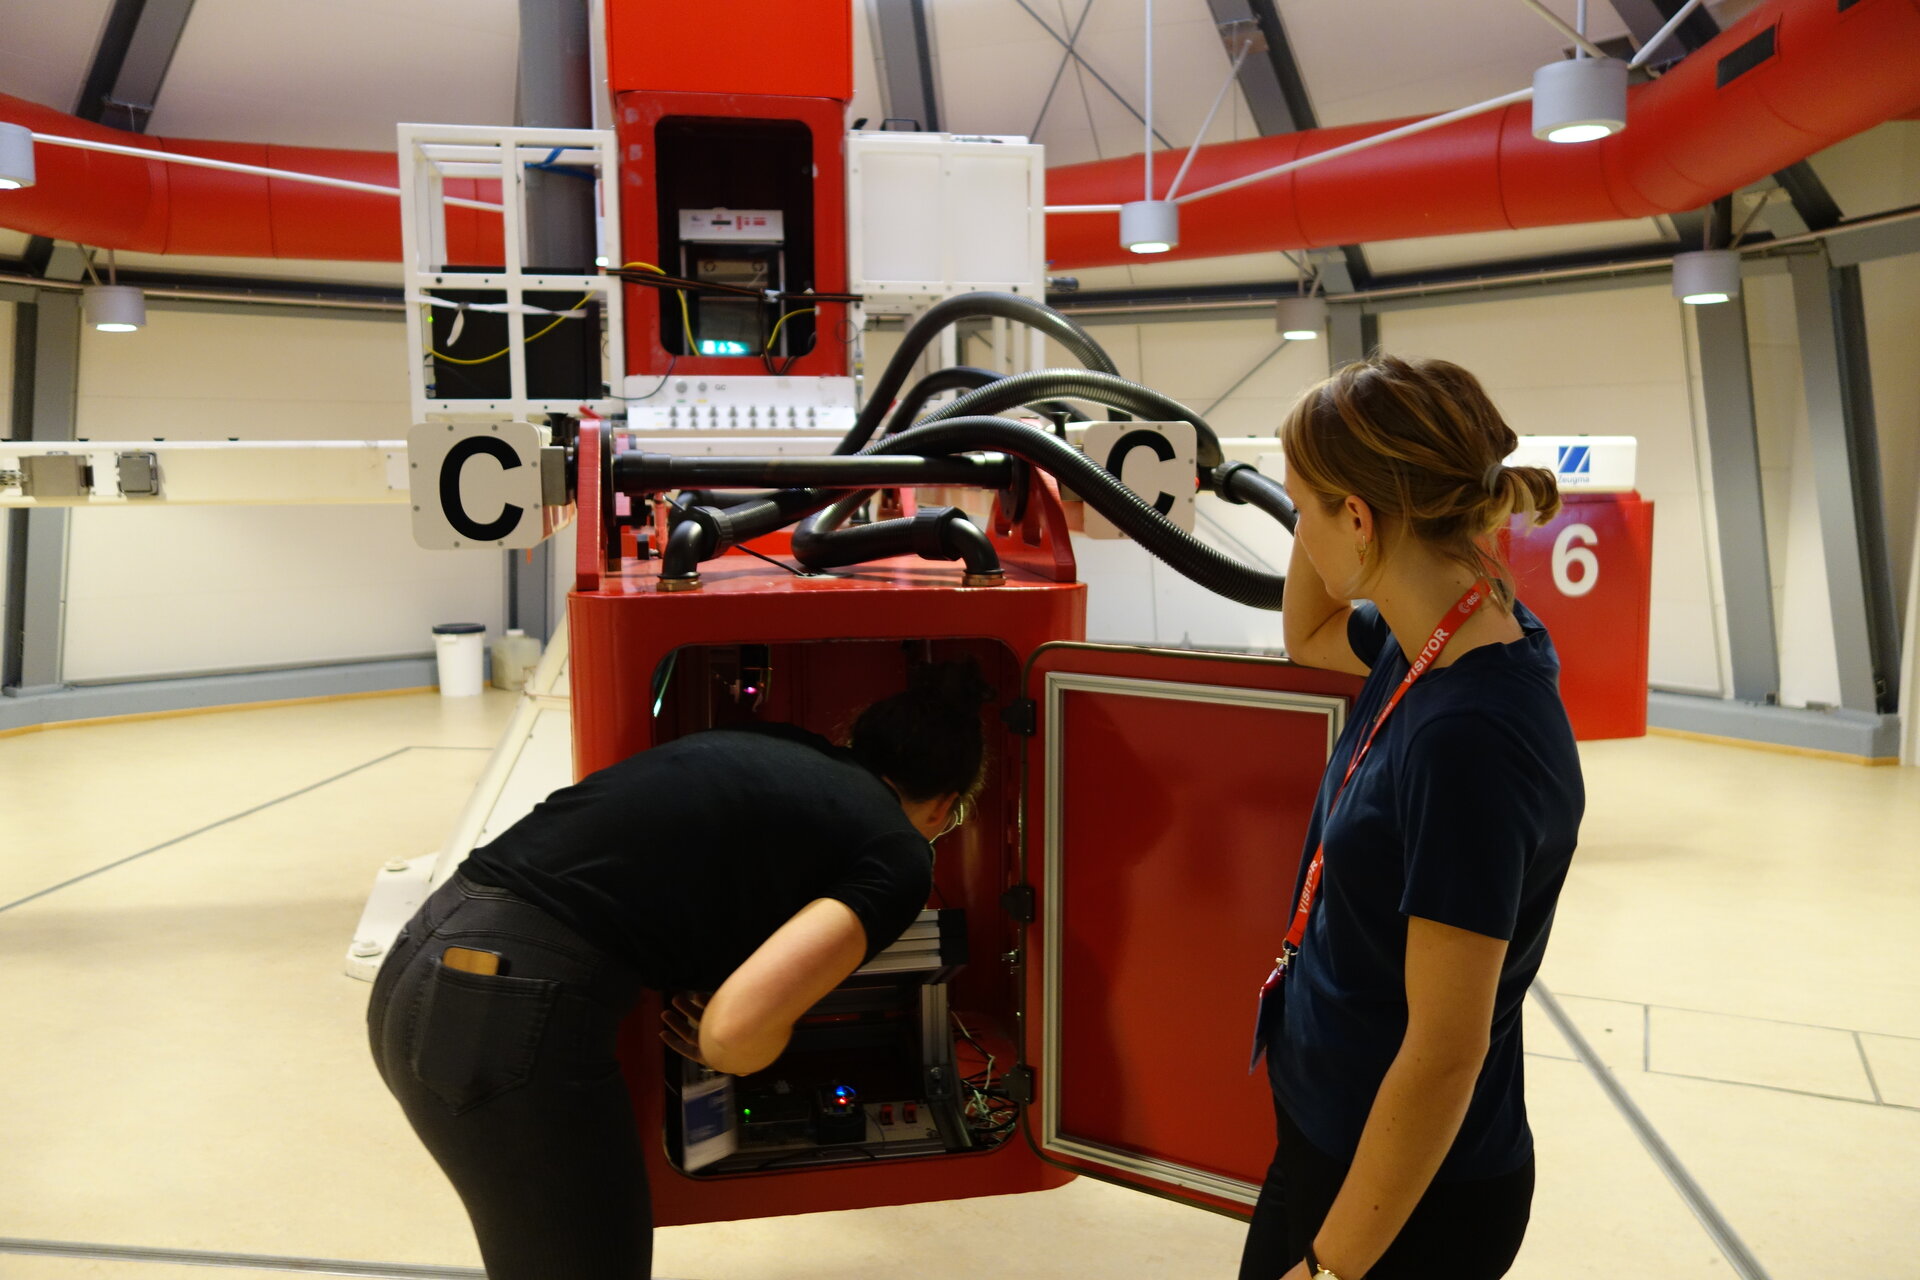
top-left (1210, 461), bottom-right (1298, 533)
top-left (917, 370), bottom-right (1227, 471)
top-left (836, 292), bottom-right (1118, 456)
top-left (876, 417), bottom-right (1287, 610)
top-left (877, 365), bottom-right (1092, 441)
top-left (791, 491), bottom-right (1001, 577)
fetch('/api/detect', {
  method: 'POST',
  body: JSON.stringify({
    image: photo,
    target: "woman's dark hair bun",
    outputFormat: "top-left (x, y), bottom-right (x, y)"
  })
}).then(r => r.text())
top-left (850, 659), bottom-right (996, 803)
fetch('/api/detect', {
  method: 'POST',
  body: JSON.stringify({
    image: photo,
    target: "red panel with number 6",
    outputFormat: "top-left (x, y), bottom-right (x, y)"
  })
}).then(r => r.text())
top-left (1506, 493), bottom-right (1656, 741)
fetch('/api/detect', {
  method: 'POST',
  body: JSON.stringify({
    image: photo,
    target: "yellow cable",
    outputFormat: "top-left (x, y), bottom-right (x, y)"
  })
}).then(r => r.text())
top-left (623, 261), bottom-right (697, 355)
top-left (427, 288), bottom-right (596, 366)
top-left (764, 306), bottom-right (817, 356)
top-left (425, 259), bottom-right (698, 368)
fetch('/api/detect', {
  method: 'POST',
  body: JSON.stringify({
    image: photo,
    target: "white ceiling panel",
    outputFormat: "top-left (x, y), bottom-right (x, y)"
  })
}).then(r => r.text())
top-left (0, 228), bottom-right (34, 261)
top-left (0, 0), bottom-right (112, 114)
top-left (1128, 249), bottom-right (1308, 289)
top-left (1363, 217), bottom-right (1671, 276)
top-left (147, 0), bottom-right (519, 150)
top-left (1072, 18), bottom-right (1251, 159)
top-left (851, 0), bottom-right (886, 129)
top-left (937, 33), bottom-right (1078, 141)
top-left (1806, 122), bottom-right (1920, 222)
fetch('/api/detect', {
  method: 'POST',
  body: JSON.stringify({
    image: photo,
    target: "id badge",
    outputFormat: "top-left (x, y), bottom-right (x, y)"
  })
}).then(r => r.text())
top-left (1247, 959), bottom-right (1287, 1073)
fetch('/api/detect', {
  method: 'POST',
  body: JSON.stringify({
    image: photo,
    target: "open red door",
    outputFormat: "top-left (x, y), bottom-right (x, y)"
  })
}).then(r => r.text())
top-left (1018, 642), bottom-right (1362, 1213)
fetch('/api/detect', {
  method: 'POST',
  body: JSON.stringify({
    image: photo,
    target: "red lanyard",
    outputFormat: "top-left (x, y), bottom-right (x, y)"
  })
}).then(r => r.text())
top-left (1264, 581), bottom-right (1490, 991)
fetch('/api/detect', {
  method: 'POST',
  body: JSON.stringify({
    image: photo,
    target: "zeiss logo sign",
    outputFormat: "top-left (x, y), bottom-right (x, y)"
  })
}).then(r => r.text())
top-left (1557, 445), bottom-right (1592, 477)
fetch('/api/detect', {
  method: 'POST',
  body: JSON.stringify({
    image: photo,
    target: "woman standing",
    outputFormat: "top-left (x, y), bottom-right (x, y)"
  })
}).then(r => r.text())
top-left (1242, 355), bottom-right (1585, 1280)
top-left (367, 662), bottom-right (991, 1279)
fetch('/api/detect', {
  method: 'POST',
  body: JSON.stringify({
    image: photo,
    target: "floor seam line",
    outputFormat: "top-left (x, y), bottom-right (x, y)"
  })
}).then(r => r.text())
top-left (0, 1234), bottom-right (484, 1277)
top-left (1854, 1031), bottom-right (1886, 1105)
top-left (1644, 1065), bottom-right (1883, 1107)
top-left (1530, 981), bottom-right (1773, 1280)
top-left (1552, 990), bottom-right (1920, 1042)
top-left (0, 747), bottom-right (416, 918)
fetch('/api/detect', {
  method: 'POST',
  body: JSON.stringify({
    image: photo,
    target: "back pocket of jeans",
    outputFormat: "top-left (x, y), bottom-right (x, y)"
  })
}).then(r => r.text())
top-left (409, 960), bottom-right (559, 1114)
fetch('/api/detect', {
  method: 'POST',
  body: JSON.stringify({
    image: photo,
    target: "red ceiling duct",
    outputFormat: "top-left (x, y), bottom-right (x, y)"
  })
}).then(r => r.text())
top-left (1046, 0), bottom-right (1920, 268)
top-left (0, 0), bottom-right (1914, 269)
top-left (0, 94), bottom-right (501, 262)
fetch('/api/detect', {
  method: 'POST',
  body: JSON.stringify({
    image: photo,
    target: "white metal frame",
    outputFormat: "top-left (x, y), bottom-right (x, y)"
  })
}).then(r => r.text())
top-left (398, 123), bottom-right (625, 423)
top-left (1040, 669), bottom-right (1347, 1204)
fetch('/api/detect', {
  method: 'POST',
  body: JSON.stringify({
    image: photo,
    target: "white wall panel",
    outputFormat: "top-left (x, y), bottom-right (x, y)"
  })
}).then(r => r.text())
top-left (0, 301), bottom-right (13, 663)
top-left (63, 308), bottom-right (499, 682)
top-left (1377, 286), bottom-right (1724, 694)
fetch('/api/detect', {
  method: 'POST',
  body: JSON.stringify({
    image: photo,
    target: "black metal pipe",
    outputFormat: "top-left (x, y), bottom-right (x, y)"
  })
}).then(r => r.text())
top-left (614, 451), bottom-right (1015, 493)
top-left (658, 514), bottom-right (716, 585)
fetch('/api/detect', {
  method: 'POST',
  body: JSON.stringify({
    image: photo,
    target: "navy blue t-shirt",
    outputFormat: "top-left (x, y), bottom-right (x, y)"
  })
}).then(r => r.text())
top-left (1267, 598), bottom-right (1583, 1181)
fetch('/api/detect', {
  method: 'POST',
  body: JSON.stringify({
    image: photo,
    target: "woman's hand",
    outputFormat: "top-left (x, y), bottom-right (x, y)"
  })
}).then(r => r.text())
top-left (659, 993), bottom-right (714, 1069)
top-left (1277, 1263), bottom-right (1311, 1280)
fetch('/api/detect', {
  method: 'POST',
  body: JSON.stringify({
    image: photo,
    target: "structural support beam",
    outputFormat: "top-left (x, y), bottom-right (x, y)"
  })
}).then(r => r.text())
top-left (1203, 0), bottom-right (1366, 292)
top-left (26, 0), bottom-right (200, 274)
top-left (1326, 304), bottom-right (1376, 372)
top-left (870, 0), bottom-right (943, 133)
top-left (1692, 298), bottom-right (1780, 704)
top-left (3, 294), bottom-right (82, 698)
top-left (1788, 250), bottom-right (1901, 715)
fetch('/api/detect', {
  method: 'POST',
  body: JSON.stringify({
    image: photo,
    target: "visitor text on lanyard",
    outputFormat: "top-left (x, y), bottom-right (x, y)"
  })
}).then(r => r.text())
top-left (1261, 581), bottom-right (1491, 999)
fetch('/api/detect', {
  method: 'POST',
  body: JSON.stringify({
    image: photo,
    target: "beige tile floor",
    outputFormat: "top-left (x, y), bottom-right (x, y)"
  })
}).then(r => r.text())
top-left (2, 695), bottom-right (1916, 1278)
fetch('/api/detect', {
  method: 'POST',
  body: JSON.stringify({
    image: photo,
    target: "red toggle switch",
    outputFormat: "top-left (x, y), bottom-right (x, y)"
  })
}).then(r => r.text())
top-left (879, 1104), bottom-right (894, 1125)
top-left (903, 1101), bottom-right (917, 1124)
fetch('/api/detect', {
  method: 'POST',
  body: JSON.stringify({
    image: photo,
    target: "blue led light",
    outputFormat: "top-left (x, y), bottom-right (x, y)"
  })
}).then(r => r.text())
top-left (698, 339), bottom-right (751, 356)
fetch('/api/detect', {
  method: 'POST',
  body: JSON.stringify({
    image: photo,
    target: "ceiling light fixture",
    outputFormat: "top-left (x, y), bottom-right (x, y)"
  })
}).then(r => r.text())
top-left (84, 247), bottom-right (146, 332)
top-left (1121, 199), bottom-right (1178, 255)
top-left (1672, 249), bottom-right (1740, 305)
top-left (1121, 0), bottom-right (1177, 255)
top-left (85, 285), bottom-right (147, 332)
top-left (1531, 55), bottom-right (1627, 143)
top-left (1275, 295), bottom-right (1328, 341)
top-left (0, 121), bottom-right (35, 189)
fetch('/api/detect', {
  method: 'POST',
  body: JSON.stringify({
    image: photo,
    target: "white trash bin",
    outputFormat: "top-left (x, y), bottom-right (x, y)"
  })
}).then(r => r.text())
top-left (490, 628), bottom-right (543, 692)
top-left (432, 623), bottom-right (486, 697)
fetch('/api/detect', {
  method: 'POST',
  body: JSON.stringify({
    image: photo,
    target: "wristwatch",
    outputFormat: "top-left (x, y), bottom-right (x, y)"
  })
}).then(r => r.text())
top-left (1303, 1243), bottom-right (1344, 1280)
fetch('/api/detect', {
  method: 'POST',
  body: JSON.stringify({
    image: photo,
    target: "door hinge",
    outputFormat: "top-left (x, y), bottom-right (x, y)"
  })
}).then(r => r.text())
top-left (999, 884), bottom-right (1036, 924)
top-left (1000, 697), bottom-right (1036, 736)
top-left (1002, 1065), bottom-right (1034, 1105)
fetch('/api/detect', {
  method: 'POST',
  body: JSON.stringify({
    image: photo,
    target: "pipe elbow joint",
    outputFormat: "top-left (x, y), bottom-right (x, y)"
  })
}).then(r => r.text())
top-left (913, 506), bottom-right (1001, 578)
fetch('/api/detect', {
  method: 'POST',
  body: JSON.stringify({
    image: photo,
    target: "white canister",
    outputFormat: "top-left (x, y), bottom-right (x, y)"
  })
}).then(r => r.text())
top-left (490, 628), bottom-right (543, 692)
top-left (432, 623), bottom-right (486, 697)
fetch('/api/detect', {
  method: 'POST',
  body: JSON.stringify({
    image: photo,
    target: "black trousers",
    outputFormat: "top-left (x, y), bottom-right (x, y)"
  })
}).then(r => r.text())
top-left (367, 873), bottom-right (650, 1279)
top-left (1238, 1097), bottom-right (1534, 1280)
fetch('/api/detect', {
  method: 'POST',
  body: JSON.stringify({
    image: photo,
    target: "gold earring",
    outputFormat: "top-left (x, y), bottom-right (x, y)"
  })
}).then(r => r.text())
top-left (1357, 538), bottom-right (1369, 562)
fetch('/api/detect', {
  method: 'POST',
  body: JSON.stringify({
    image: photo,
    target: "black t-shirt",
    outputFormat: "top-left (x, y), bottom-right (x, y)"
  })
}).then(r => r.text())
top-left (462, 724), bottom-right (933, 992)
top-left (1267, 599), bottom-right (1584, 1182)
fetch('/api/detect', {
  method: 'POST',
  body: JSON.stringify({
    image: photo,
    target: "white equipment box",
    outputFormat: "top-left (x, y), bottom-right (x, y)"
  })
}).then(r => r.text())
top-left (622, 373), bottom-right (858, 435)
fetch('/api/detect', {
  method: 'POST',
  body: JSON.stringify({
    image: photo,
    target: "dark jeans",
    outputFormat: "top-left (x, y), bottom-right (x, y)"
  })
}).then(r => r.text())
top-left (1238, 1099), bottom-right (1534, 1280)
top-left (367, 873), bottom-right (650, 1279)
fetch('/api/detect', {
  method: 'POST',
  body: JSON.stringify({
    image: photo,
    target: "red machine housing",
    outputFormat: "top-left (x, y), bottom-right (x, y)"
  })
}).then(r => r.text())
top-left (612, 90), bottom-right (851, 380)
top-left (567, 423), bottom-right (1365, 1224)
